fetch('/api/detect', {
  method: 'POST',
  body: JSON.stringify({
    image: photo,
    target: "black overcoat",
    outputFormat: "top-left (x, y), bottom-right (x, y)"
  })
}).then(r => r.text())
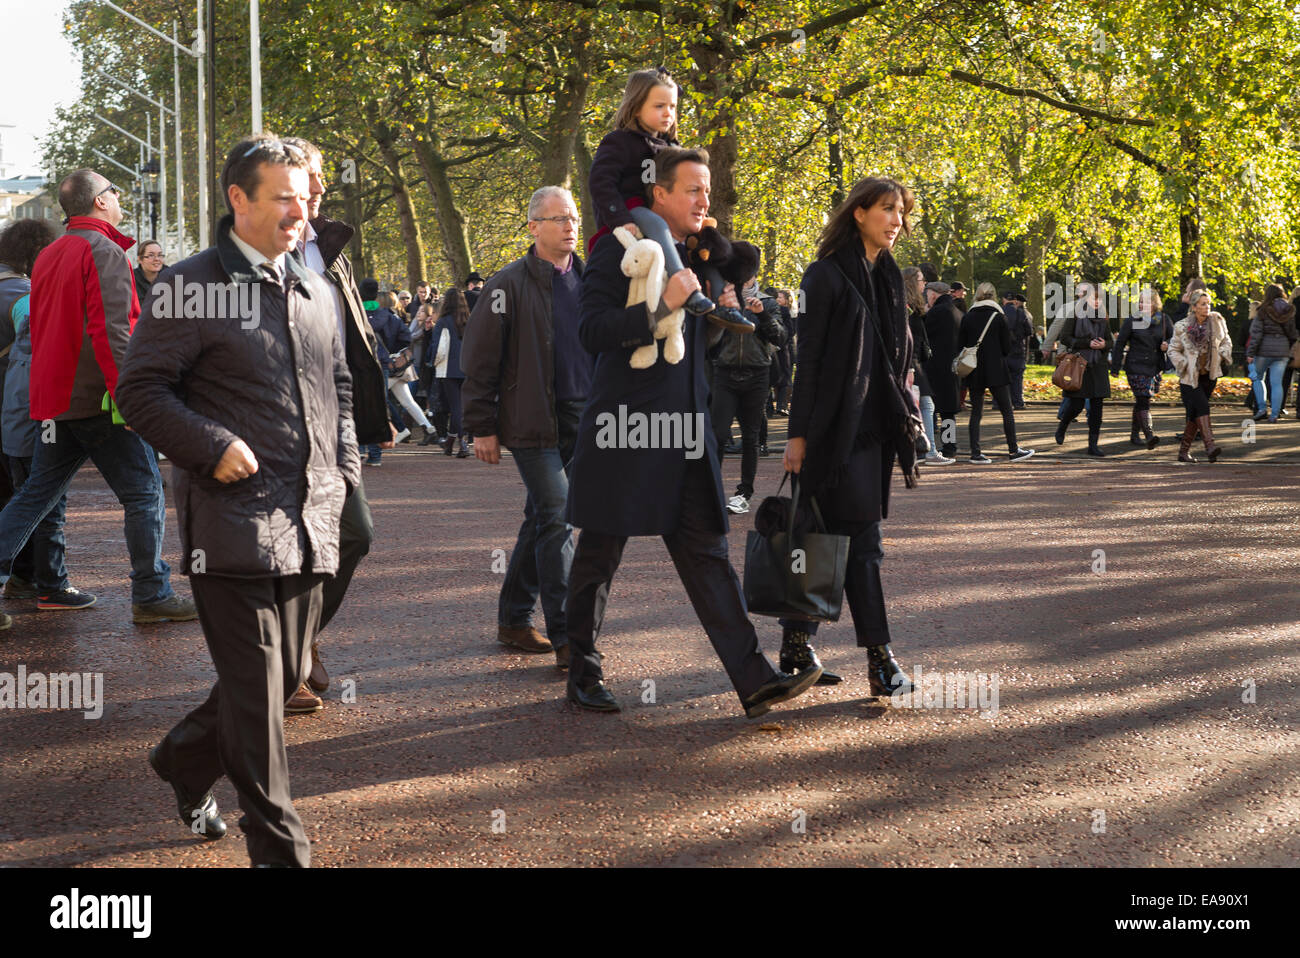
top-left (959, 303), bottom-right (1012, 390)
top-left (565, 233), bottom-right (726, 536)
top-left (921, 294), bottom-right (962, 411)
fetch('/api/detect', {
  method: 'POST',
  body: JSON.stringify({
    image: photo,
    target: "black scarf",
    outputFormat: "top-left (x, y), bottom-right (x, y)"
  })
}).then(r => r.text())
top-left (802, 244), bottom-right (920, 494)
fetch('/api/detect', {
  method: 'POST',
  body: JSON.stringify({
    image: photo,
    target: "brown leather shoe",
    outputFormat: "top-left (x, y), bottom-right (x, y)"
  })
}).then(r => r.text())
top-left (285, 683), bottom-right (323, 714)
top-left (497, 625), bottom-right (553, 653)
top-left (307, 643), bottom-right (329, 693)
top-left (554, 643), bottom-right (571, 670)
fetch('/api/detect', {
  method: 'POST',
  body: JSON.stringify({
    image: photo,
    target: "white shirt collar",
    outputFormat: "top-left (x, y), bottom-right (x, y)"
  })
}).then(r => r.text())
top-left (229, 226), bottom-right (286, 276)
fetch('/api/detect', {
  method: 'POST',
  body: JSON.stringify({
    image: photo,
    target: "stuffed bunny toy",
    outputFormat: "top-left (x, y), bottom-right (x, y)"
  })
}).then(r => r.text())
top-left (613, 226), bottom-right (685, 369)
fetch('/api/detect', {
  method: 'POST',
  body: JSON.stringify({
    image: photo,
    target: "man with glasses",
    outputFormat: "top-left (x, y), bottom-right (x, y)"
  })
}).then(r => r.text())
top-left (119, 136), bottom-right (360, 866)
top-left (0, 169), bottom-right (195, 621)
top-left (461, 186), bottom-right (590, 667)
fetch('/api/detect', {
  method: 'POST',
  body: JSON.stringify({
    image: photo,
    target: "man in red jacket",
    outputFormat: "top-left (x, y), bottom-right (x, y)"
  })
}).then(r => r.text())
top-left (0, 168), bottom-right (194, 624)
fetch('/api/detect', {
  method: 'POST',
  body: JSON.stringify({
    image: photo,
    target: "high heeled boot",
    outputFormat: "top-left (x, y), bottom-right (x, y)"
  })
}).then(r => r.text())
top-left (1130, 408), bottom-right (1144, 446)
top-left (1196, 415), bottom-right (1221, 462)
top-left (1178, 420), bottom-right (1198, 462)
top-left (866, 644), bottom-right (913, 697)
top-left (1141, 410), bottom-right (1160, 449)
top-left (1086, 424), bottom-right (1105, 457)
top-left (780, 628), bottom-right (842, 686)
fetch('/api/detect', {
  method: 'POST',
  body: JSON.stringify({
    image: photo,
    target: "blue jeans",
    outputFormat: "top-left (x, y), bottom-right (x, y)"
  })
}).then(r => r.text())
top-left (1251, 356), bottom-right (1286, 417)
top-left (0, 414), bottom-right (173, 604)
top-left (497, 400), bottom-right (582, 647)
top-left (5, 454), bottom-right (68, 593)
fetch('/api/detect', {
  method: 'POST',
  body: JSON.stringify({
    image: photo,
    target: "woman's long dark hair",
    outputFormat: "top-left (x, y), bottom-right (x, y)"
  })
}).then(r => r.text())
top-left (442, 287), bottom-right (470, 337)
top-left (815, 176), bottom-right (914, 261)
top-left (0, 219), bottom-right (59, 277)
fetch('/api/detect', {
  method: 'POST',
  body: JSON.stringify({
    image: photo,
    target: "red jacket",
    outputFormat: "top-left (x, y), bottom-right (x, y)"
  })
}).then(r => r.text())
top-left (29, 216), bottom-right (139, 421)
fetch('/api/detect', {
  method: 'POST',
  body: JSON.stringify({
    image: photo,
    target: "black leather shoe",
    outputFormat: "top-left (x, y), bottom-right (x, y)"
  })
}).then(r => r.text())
top-left (742, 667), bottom-right (822, 719)
top-left (1054, 421), bottom-right (1067, 445)
top-left (567, 681), bottom-right (621, 712)
top-left (148, 745), bottom-right (227, 841)
top-left (866, 644), bottom-right (912, 697)
top-left (703, 305), bottom-right (757, 334)
top-left (780, 629), bottom-right (843, 686)
top-left (684, 290), bottom-right (717, 316)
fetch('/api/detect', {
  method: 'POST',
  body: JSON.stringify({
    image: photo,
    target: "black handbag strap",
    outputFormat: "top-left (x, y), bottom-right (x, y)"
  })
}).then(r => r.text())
top-left (776, 471), bottom-right (828, 538)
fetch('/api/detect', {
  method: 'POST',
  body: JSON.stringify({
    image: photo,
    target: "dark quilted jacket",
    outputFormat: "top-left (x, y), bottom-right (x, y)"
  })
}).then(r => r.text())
top-left (117, 215), bottom-right (361, 578)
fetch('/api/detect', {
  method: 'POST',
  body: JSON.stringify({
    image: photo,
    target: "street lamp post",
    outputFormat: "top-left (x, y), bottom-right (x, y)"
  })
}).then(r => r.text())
top-left (142, 158), bottom-right (161, 240)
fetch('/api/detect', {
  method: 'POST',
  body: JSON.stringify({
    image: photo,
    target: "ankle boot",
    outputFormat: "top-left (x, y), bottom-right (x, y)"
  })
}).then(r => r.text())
top-left (444, 434), bottom-right (456, 456)
top-left (866, 644), bottom-right (912, 696)
top-left (1196, 415), bottom-right (1221, 462)
top-left (1055, 419), bottom-right (1068, 445)
top-left (780, 629), bottom-right (841, 686)
top-left (1141, 410), bottom-right (1160, 449)
top-left (1130, 408), bottom-right (1144, 446)
top-left (1178, 420), bottom-right (1198, 462)
top-left (1086, 425), bottom-right (1104, 456)
top-left (455, 436), bottom-right (471, 458)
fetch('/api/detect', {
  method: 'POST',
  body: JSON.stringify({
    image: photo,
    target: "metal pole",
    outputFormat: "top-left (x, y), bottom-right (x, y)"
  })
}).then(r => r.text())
top-left (91, 147), bottom-right (139, 181)
top-left (159, 103), bottom-right (167, 255)
top-left (173, 20), bottom-right (185, 257)
top-left (137, 142), bottom-right (144, 241)
top-left (250, 0), bottom-right (262, 134)
top-left (195, 0), bottom-right (209, 247)
top-left (205, 0), bottom-right (217, 240)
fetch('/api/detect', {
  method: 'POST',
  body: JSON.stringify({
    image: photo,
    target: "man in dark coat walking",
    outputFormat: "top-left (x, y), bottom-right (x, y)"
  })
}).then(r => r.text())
top-left (283, 136), bottom-right (393, 714)
top-left (563, 146), bottom-right (820, 718)
top-left (118, 136), bottom-right (361, 867)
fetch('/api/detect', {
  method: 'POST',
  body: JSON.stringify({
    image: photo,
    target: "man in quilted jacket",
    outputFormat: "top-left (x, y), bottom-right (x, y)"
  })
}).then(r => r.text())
top-left (118, 137), bottom-right (361, 867)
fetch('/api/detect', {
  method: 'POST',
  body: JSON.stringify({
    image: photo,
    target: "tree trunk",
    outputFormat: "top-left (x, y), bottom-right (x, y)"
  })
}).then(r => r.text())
top-left (371, 117), bottom-right (426, 291)
top-left (1179, 210), bottom-right (1203, 287)
top-left (690, 47), bottom-right (739, 236)
top-left (343, 177), bottom-right (366, 279)
top-left (573, 132), bottom-right (597, 253)
top-left (536, 32), bottom-right (591, 190)
top-left (1026, 214), bottom-right (1051, 334)
top-left (826, 101), bottom-right (845, 209)
top-left (410, 124), bottom-right (474, 285)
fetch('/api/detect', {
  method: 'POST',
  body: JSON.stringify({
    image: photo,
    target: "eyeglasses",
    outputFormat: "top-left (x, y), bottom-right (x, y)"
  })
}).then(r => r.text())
top-left (532, 215), bottom-right (580, 226)
top-left (141, 251), bottom-right (164, 259)
top-left (97, 185), bottom-right (120, 199)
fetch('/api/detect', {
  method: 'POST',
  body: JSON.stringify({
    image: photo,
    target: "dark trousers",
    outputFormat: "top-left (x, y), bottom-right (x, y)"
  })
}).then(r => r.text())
top-left (711, 366), bottom-right (769, 498)
top-left (498, 400), bottom-right (582, 645)
top-left (317, 477), bottom-right (374, 637)
top-left (779, 517), bottom-right (891, 647)
top-left (438, 377), bottom-right (464, 441)
top-left (1180, 376), bottom-right (1216, 419)
top-left (154, 570), bottom-right (326, 867)
top-left (938, 406), bottom-right (959, 458)
top-left (1007, 361), bottom-right (1026, 406)
top-left (565, 459), bottom-right (776, 705)
top-left (968, 384), bottom-right (1019, 455)
top-left (1062, 396), bottom-right (1104, 438)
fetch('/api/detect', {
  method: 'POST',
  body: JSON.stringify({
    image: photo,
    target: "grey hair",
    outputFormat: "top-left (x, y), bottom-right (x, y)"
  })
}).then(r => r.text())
top-left (527, 186), bottom-right (574, 220)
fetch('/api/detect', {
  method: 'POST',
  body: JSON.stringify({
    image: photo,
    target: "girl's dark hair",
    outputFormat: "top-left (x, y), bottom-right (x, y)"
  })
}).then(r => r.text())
top-left (0, 219), bottom-right (59, 277)
top-left (443, 287), bottom-right (470, 336)
top-left (815, 176), bottom-right (914, 261)
top-left (612, 68), bottom-right (679, 140)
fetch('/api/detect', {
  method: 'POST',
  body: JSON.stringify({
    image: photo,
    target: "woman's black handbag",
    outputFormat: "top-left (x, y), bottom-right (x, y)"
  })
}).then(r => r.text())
top-left (743, 473), bottom-right (850, 622)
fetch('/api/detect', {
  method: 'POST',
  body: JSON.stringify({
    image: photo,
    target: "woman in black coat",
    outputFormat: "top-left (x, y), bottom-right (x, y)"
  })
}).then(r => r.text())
top-left (904, 266), bottom-right (950, 464)
top-left (921, 285), bottom-right (961, 458)
top-left (959, 282), bottom-right (1033, 463)
top-left (782, 176), bottom-right (921, 696)
top-left (1054, 287), bottom-right (1114, 456)
top-left (1110, 287), bottom-right (1171, 448)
